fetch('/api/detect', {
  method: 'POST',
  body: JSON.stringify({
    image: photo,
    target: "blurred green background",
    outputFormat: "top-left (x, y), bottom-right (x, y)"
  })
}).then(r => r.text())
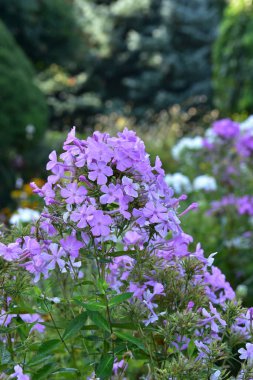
top-left (0, 0), bottom-right (251, 209)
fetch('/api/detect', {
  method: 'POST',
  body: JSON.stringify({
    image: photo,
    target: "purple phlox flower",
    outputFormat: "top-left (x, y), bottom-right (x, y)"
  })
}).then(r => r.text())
top-left (113, 358), bottom-right (128, 375)
top-left (155, 210), bottom-right (182, 237)
top-left (233, 309), bottom-right (253, 339)
top-left (88, 210), bottom-right (112, 237)
top-left (20, 313), bottom-right (45, 333)
top-left (68, 257), bottom-right (83, 279)
top-left (178, 202), bottom-right (198, 217)
top-left (0, 309), bottom-right (16, 327)
top-left (46, 150), bottom-right (60, 171)
top-left (108, 256), bottom-right (134, 289)
top-left (236, 196), bottom-right (253, 216)
top-left (40, 219), bottom-right (57, 236)
top-left (200, 303), bottom-right (226, 333)
top-left (0, 242), bottom-right (22, 261)
top-left (142, 289), bottom-right (158, 312)
top-left (171, 334), bottom-right (190, 351)
top-left (194, 340), bottom-right (211, 360)
top-left (128, 283), bottom-right (146, 299)
top-left (193, 244), bottom-right (216, 267)
top-left (22, 255), bottom-right (48, 282)
top-left (145, 281), bottom-right (165, 297)
top-left (153, 156), bottom-right (165, 176)
top-left (75, 152), bottom-right (87, 168)
top-left (70, 204), bottom-right (96, 228)
top-left (122, 176), bottom-right (139, 198)
top-left (118, 196), bottom-right (131, 219)
top-left (205, 266), bottom-right (235, 305)
top-left (171, 233), bottom-right (192, 258)
top-left (238, 343), bottom-right (253, 364)
top-left (30, 182), bottom-right (43, 197)
top-left (144, 310), bottom-right (166, 326)
top-left (46, 243), bottom-right (66, 271)
top-left (10, 365), bottom-right (30, 380)
top-left (100, 183), bottom-right (123, 204)
top-left (86, 136), bottom-right (113, 164)
top-left (61, 182), bottom-right (87, 204)
top-left (63, 126), bottom-right (76, 145)
top-left (88, 161), bottom-right (113, 185)
top-left (23, 237), bottom-right (41, 257)
top-left (212, 118), bottom-right (240, 139)
top-left (236, 132), bottom-right (253, 157)
top-left (123, 230), bottom-right (143, 245)
top-left (142, 201), bottom-right (167, 224)
top-left (187, 301), bottom-right (195, 311)
top-left (81, 231), bottom-right (90, 245)
top-left (60, 234), bottom-right (84, 258)
top-left (40, 183), bottom-right (55, 205)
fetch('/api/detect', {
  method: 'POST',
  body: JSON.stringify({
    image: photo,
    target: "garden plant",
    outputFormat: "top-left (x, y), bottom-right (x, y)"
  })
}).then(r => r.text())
top-left (0, 128), bottom-right (253, 379)
top-left (169, 116), bottom-right (253, 304)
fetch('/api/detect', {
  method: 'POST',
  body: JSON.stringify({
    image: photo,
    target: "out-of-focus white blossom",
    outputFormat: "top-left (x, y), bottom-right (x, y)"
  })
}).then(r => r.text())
top-left (210, 370), bottom-right (221, 380)
top-left (240, 115), bottom-right (253, 133)
top-left (172, 136), bottom-right (203, 160)
top-left (10, 208), bottom-right (40, 225)
top-left (192, 175), bottom-right (217, 192)
top-left (165, 173), bottom-right (192, 194)
top-left (204, 127), bottom-right (217, 144)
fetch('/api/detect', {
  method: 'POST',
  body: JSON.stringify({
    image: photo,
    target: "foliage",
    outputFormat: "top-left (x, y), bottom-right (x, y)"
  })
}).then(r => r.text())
top-left (213, 0), bottom-right (253, 115)
top-left (36, 0), bottom-right (221, 129)
top-left (0, 0), bottom-right (84, 70)
top-left (0, 20), bottom-right (48, 207)
top-left (0, 129), bottom-right (252, 379)
top-left (75, 0), bottom-right (219, 114)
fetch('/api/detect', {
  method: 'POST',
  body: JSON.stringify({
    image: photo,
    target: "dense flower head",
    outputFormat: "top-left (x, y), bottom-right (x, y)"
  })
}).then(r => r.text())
top-left (6, 127), bottom-right (185, 282)
top-left (212, 118), bottom-right (240, 139)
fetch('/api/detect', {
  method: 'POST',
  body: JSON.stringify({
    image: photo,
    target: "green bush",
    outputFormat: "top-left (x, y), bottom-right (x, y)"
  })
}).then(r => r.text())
top-left (0, 0), bottom-right (85, 70)
top-left (213, 0), bottom-right (253, 115)
top-left (0, 20), bottom-right (48, 205)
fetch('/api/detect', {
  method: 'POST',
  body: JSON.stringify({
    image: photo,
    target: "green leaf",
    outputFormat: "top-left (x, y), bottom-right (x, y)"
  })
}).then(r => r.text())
top-left (9, 306), bottom-right (36, 314)
top-left (108, 250), bottom-right (135, 257)
top-left (115, 331), bottom-right (145, 350)
top-left (73, 298), bottom-right (106, 311)
top-left (63, 312), bottom-right (88, 340)
top-left (87, 311), bottom-right (111, 332)
top-left (96, 354), bottom-right (114, 379)
top-left (109, 292), bottom-right (133, 307)
top-left (112, 322), bottom-right (138, 330)
top-left (38, 339), bottom-right (61, 355)
top-left (28, 353), bottom-right (52, 366)
top-left (33, 363), bottom-right (55, 380)
top-left (187, 340), bottom-right (196, 357)
top-left (0, 344), bottom-right (11, 364)
top-left (97, 278), bottom-right (109, 294)
top-left (52, 368), bottom-right (80, 375)
top-left (83, 301), bottom-right (106, 312)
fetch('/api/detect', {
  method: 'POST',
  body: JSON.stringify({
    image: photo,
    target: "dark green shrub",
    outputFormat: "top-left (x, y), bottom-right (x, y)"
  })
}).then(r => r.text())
top-left (0, 0), bottom-right (85, 69)
top-left (213, 1), bottom-right (253, 115)
top-left (0, 20), bottom-right (48, 205)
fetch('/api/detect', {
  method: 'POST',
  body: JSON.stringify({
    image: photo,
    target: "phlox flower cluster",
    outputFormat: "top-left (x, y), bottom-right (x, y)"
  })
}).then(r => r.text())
top-left (170, 116), bottom-right (253, 286)
top-left (0, 128), bottom-right (253, 378)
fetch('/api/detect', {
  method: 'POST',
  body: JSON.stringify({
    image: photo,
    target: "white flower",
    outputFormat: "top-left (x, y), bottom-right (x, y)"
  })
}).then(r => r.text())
top-left (240, 115), bottom-right (253, 133)
top-left (165, 173), bottom-right (192, 194)
top-left (204, 127), bottom-right (218, 144)
top-left (192, 175), bottom-right (217, 192)
top-left (10, 208), bottom-right (40, 225)
top-left (171, 136), bottom-right (203, 160)
top-left (210, 370), bottom-right (221, 380)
